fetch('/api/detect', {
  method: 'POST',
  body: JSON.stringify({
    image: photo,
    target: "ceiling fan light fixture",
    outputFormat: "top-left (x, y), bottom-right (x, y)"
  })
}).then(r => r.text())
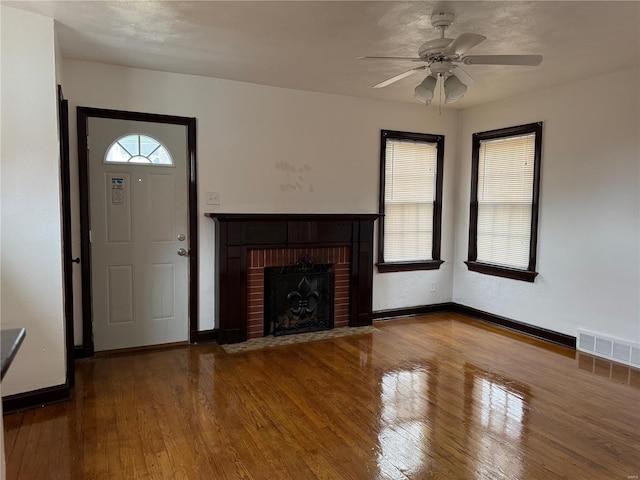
top-left (414, 75), bottom-right (437, 104)
top-left (429, 60), bottom-right (453, 75)
top-left (444, 74), bottom-right (467, 103)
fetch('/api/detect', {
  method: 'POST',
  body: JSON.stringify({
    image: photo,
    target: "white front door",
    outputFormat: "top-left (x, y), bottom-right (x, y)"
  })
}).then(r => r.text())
top-left (88, 117), bottom-right (189, 351)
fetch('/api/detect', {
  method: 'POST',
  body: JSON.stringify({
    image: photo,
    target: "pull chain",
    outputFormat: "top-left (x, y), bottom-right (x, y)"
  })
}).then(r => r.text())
top-left (438, 74), bottom-right (443, 116)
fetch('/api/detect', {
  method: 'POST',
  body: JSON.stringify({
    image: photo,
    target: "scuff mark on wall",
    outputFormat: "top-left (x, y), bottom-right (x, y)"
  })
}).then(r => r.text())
top-left (276, 160), bottom-right (314, 193)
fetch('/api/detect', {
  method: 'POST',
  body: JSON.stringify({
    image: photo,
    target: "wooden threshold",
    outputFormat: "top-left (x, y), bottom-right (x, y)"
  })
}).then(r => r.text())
top-left (92, 341), bottom-right (190, 358)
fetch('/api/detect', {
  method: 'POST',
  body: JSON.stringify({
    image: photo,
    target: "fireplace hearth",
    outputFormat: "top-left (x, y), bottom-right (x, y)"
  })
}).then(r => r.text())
top-left (265, 256), bottom-right (334, 336)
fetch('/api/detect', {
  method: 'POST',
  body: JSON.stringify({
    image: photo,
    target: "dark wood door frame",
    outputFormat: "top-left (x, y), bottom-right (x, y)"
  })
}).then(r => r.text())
top-left (76, 107), bottom-right (198, 356)
top-left (58, 86), bottom-right (75, 385)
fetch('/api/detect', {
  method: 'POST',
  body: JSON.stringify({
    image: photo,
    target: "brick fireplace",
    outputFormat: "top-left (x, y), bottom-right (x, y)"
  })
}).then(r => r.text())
top-left (205, 214), bottom-right (379, 344)
top-left (248, 247), bottom-right (350, 338)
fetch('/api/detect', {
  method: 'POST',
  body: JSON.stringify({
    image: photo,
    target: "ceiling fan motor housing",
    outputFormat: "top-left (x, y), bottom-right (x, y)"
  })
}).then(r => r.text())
top-left (430, 12), bottom-right (455, 29)
top-left (429, 61), bottom-right (454, 75)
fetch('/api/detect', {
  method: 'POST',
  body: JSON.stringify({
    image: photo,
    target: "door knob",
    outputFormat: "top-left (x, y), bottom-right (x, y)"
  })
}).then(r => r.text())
top-left (177, 248), bottom-right (188, 257)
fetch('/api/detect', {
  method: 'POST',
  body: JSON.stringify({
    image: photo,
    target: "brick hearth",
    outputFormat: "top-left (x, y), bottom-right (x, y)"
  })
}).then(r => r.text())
top-left (247, 247), bottom-right (350, 338)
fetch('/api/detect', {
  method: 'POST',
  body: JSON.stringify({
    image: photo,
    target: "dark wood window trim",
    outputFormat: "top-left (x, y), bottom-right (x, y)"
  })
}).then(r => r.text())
top-left (377, 129), bottom-right (445, 273)
top-left (464, 261), bottom-right (538, 282)
top-left (377, 259), bottom-right (444, 273)
top-left (466, 122), bottom-right (543, 283)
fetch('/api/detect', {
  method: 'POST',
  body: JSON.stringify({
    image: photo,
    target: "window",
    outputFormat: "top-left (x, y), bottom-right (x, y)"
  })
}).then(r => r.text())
top-left (378, 130), bottom-right (444, 272)
top-left (104, 134), bottom-right (173, 165)
top-left (466, 122), bottom-right (542, 282)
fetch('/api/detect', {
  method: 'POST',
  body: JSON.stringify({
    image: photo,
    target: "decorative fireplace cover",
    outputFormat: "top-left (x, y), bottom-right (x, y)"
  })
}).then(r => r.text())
top-left (264, 256), bottom-right (335, 336)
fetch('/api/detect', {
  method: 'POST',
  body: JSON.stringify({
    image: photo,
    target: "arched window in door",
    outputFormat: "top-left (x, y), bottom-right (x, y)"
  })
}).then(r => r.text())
top-left (104, 134), bottom-right (173, 166)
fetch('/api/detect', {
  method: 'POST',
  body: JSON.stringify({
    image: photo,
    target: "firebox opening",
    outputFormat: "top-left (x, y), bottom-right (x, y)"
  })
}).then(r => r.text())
top-left (264, 255), bottom-right (335, 337)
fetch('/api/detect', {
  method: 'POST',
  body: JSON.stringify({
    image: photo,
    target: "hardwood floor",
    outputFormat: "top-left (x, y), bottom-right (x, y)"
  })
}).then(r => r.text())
top-left (4, 313), bottom-right (640, 479)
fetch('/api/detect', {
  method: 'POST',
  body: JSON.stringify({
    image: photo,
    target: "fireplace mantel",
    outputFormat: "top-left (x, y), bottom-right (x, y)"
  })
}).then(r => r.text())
top-left (205, 213), bottom-right (380, 344)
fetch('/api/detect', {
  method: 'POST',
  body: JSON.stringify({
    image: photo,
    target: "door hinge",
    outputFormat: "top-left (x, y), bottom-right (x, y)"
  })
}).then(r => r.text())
top-left (89, 229), bottom-right (92, 244)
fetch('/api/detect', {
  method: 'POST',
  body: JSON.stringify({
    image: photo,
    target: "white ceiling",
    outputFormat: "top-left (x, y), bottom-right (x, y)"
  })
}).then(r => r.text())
top-left (7, 1), bottom-right (640, 109)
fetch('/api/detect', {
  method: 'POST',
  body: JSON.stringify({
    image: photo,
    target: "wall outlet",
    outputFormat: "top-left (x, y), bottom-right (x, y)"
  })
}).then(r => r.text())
top-left (430, 282), bottom-right (437, 293)
top-left (205, 191), bottom-right (220, 205)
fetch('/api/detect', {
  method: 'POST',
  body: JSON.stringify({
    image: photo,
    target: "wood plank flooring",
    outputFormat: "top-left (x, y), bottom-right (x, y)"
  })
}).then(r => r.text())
top-left (4, 313), bottom-right (640, 479)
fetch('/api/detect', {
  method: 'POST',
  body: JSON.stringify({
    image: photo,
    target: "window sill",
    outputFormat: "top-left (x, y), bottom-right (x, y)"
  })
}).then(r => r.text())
top-left (464, 261), bottom-right (538, 282)
top-left (377, 260), bottom-right (444, 273)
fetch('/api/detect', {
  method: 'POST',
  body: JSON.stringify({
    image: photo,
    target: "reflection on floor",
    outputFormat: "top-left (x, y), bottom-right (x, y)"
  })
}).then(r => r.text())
top-left (577, 351), bottom-right (640, 386)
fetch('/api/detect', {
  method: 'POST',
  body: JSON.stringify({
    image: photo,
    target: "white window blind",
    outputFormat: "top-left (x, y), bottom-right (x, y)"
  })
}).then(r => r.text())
top-left (384, 139), bottom-right (437, 262)
top-left (476, 133), bottom-right (535, 269)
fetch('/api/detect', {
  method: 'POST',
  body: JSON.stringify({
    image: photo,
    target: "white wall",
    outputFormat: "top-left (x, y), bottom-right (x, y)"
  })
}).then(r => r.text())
top-left (0, 6), bottom-right (66, 395)
top-left (453, 67), bottom-right (640, 343)
top-left (61, 59), bottom-right (459, 333)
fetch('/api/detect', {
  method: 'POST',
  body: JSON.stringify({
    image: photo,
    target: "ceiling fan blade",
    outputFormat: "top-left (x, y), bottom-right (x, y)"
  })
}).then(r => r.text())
top-left (443, 33), bottom-right (486, 56)
top-left (451, 65), bottom-right (476, 85)
top-left (461, 55), bottom-right (543, 66)
top-left (373, 66), bottom-right (426, 88)
top-left (357, 56), bottom-right (423, 61)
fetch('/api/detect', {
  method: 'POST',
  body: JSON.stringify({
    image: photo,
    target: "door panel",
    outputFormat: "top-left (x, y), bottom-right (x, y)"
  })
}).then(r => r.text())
top-left (89, 117), bottom-right (188, 351)
top-left (149, 174), bottom-right (176, 242)
top-left (107, 265), bottom-right (134, 324)
top-left (151, 263), bottom-right (175, 320)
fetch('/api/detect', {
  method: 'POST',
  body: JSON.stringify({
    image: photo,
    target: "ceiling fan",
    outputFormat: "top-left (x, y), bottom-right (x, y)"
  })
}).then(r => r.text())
top-left (358, 12), bottom-right (542, 105)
